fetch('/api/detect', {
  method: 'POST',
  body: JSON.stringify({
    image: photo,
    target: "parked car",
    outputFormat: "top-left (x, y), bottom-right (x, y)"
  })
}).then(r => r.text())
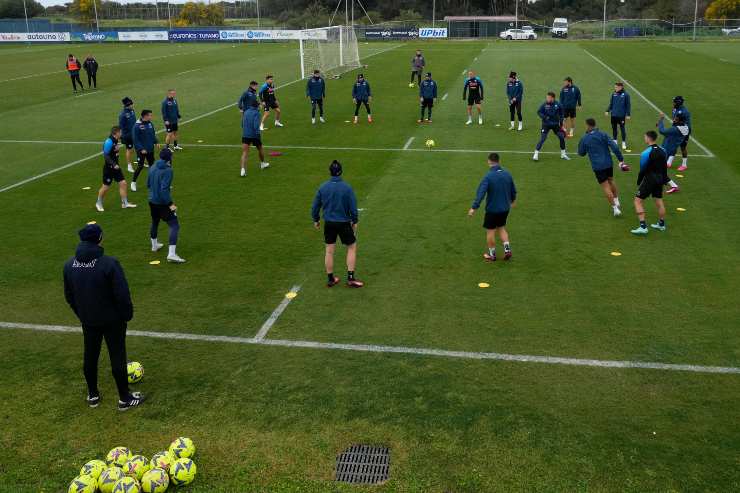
top-left (521, 25), bottom-right (535, 32)
top-left (721, 27), bottom-right (740, 36)
top-left (500, 29), bottom-right (537, 40)
top-left (551, 17), bottom-right (569, 38)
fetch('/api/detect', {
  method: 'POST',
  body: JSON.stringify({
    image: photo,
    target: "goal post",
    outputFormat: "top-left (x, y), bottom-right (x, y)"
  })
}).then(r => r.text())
top-left (298, 25), bottom-right (361, 79)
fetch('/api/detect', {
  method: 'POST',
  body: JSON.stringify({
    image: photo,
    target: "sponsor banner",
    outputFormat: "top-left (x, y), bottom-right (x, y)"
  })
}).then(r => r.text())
top-left (218, 29), bottom-right (327, 41)
top-left (118, 31), bottom-right (168, 42)
top-left (419, 27), bottom-right (448, 38)
top-left (0, 32), bottom-right (70, 42)
top-left (364, 28), bottom-right (419, 39)
top-left (71, 31), bottom-right (118, 42)
top-left (168, 30), bottom-right (220, 41)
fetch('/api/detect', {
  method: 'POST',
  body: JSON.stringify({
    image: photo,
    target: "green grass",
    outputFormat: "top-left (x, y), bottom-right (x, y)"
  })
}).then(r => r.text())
top-left (0, 39), bottom-right (738, 492)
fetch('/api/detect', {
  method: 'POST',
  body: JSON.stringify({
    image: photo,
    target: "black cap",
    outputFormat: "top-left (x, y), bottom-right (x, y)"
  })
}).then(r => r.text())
top-left (509, 71), bottom-right (517, 78)
top-left (358, 73), bottom-right (364, 79)
top-left (426, 72), bottom-right (432, 77)
top-left (329, 160), bottom-right (342, 177)
top-left (159, 147), bottom-right (173, 161)
top-left (79, 223), bottom-right (103, 244)
top-left (122, 97), bottom-right (133, 106)
top-left (673, 95), bottom-right (684, 105)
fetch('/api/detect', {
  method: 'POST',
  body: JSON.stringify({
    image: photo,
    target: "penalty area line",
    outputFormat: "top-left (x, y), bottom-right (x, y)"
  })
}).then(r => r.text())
top-left (1, 321), bottom-right (739, 375)
top-left (254, 285), bottom-right (302, 341)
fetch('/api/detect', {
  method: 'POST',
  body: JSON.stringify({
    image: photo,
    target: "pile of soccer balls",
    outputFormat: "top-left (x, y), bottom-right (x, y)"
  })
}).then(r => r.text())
top-left (68, 437), bottom-right (197, 493)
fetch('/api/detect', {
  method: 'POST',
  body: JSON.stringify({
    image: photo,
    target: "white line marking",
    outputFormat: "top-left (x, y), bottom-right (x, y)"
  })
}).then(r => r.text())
top-left (442, 92), bottom-right (448, 100)
top-left (403, 136), bottom-right (415, 150)
top-left (583, 49), bottom-right (715, 158)
top-left (176, 68), bottom-right (201, 76)
top-left (1, 321), bottom-right (738, 375)
top-left (254, 285), bottom-right (301, 341)
top-left (0, 46), bottom-right (400, 194)
top-left (75, 90), bottom-right (104, 98)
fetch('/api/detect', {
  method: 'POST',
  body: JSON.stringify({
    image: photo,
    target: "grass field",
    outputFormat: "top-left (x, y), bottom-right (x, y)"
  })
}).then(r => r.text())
top-left (0, 38), bottom-right (739, 492)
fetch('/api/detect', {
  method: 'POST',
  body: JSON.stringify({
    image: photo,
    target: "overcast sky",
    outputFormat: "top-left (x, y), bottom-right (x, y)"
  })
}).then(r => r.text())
top-left (37, 0), bottom-right (198, 7)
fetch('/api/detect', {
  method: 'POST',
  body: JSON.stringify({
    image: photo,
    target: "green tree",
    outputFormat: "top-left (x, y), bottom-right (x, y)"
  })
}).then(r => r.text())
top-left (69, 0), bottom-right (101, 24)
top-left (0, 0), bottom-right (44, 18)
top-left (705, 0), bottom-right (740, 18)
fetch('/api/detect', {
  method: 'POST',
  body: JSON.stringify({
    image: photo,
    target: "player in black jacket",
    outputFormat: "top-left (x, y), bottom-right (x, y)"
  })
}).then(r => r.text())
top-left (82, 54), bottom-right (99, 88)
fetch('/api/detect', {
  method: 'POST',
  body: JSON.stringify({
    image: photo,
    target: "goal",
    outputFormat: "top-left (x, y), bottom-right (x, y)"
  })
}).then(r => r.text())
top-left (299, 25), bottom-right (361, 79)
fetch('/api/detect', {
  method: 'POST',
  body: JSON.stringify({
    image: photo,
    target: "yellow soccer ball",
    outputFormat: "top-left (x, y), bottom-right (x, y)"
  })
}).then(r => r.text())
top-left (127, 361), bottom-right (144, 383)
top-left (98, 467), bottom-right (125, 493)
top-left (170, 458), bottom-right (197, 487)
top-left (112, 476), bottom-right (141, 493)
top-left (168, 437), bottom-right (196, 459)
top-left (408, 82), bottom-right (415, 88)
top-left (149, 451), bottom-right (174, 471)
top-left (106, 446), bottom-right (131, 467)
top-left (425, 139), bottom-right (436, 148)
top-left (68, 475), bottom-right (96, 493)
top-left (123, 455), bottom-right (150, 480)
top-left (80, 459), bottom-right (107, 480)
top-left (141, 467), bottom-right (169, 493)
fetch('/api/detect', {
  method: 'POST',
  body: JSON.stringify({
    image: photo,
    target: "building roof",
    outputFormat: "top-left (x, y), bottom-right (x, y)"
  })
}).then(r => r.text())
top-left (444, 16), bottom-right (517, 22)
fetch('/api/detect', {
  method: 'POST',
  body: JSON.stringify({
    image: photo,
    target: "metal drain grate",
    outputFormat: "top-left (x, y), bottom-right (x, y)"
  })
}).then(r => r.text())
top-left (335, 444), bottom-right (390, 484)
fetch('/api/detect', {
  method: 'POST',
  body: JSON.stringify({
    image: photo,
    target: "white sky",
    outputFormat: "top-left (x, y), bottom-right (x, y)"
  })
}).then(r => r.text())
top-left (37, 0), bottom-right (233, 7)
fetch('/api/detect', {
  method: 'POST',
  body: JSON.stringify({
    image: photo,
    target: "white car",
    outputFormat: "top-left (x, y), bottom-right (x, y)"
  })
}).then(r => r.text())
top-left (500, 29), bottom-right (537, 40)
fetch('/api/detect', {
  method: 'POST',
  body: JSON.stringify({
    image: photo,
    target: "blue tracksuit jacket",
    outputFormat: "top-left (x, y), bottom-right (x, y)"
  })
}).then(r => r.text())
top-left (672, 105), bottom-right (692, 130)
top-left (147, 159), bottom-right (173, 205)
top-left (161, 97), bottom-right (181, 124)
top-left (506, 79), bottom-right (523, 103)
top-left (238, 88), bottom-right (258, 111)
top-left (419, 79), bottom-right (438, 99)
top-left (118, 108), bottom-right (136, 138)
top-left (658, 119), bottom-right (690, 156)
top-left (352, 80), bottom-right (371, 101)
top-left (306, 76), bottom-right (326, 100)
top-left (311, 176), bottom-right (359, 224)
top-left (241, 107), bottom-right (261, 139)
top-left (471, 165), bottom-right (517, 214)
top-left (607, 90), bottom-right (631, 118)
top-left (559, 85), bottom-right (582, 109)
top-left (132, 119), bottom-right (157, 152)
top-left (260, 82), bottom-right (276, 103)
top-left (578, 128), bottom-right (624, 171)
top-left (537, 101), bottom-right (564, 127)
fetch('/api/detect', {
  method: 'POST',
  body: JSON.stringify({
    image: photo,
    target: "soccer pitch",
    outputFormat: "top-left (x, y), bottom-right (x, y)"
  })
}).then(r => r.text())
top-left (1, 38), bottom-right (739, 491)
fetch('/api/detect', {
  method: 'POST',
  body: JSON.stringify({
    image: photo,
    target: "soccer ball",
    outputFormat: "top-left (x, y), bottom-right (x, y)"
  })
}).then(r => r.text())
top-left (112, 476), bottom-right (141, 493)
top-left (168, 437), bottom-right (196, 458)
top-left (140, 467), bottom-right (169, 493)
top-left (68, 475), bottom-right (97, 493)
top-left (98, 467), bottom-right (125, 493)
top-left (425, 139), bottom-right (436, 148)
top-left (106, 446), bottom-right (131, 467)
top-left (408, 82), bottom-right (415, 88)
top-left (127, 361), bottom-right (144, 383)
top-left (149, 451), bottom-right (175, 471)
top-left (80, 459), bottom-right (107, 480)
top-left (170, 458), bottom-right (197, 486)
top-left (123, 455), bottom-right (150, 480)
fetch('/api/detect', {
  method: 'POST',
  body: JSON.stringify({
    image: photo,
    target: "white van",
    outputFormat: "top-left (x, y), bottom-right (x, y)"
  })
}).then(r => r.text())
top-left (552, 18), bottom-right (568, 38)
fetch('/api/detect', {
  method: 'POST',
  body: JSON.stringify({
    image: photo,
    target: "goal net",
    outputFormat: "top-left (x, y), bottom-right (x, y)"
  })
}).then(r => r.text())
top-left (299, 25), bottom-right (361, 79)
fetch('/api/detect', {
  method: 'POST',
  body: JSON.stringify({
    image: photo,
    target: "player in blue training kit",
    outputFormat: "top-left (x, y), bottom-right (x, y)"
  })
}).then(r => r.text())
top-left (238, 80), bottom-right (259, 114)
top-left (463, 70), bottom-right (484, 125)
top-left (671, 95), bottom-right (692, 171)
top-left (131, 109), bottom-right (158, 192)
top-left (560, 76), bottom-right (582, 138)
top-left (533, 92), bottom-right (569, 161)
top-left (657, 112), bottom-right (687, 194)
top-left (161, 89), bottom-right (182, 150)
top-left (418, 72), bottom-right (437, 123)
top-left (352, 73), bottom-right (372, 124)
top-left (259, 75), bottom-right (283, 130)
top-left (118, 97), bottom-right (136, 173)
top-left (148, 148), bottom-right (185, 263)
top-left (506, 71), bottom-right (524, 130)
top-left (306, 69), bottom-right (326, 124)
top-left (96, 126), bottom-right (136, 212)
top-left (240, 98), bottom-right (269, 176)
top-left (631, 130), bottom-right (668, 235)
top-left (606, 81), bottom-right (631, 150)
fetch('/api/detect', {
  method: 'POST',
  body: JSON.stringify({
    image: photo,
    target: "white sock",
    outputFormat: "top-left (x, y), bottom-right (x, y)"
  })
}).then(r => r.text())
top-left (518, 122), bottom-right (523, 130)
top-left (614, 197), bottom-right (620, 207)
top-left (561, 149), bottom-right (567, 156)
top-left (668, 180), bottom-right (678, 188)
top-left (168, 245), bottom-right (176, 256)
top-left (151, 238), bottom-right (158, 248)
top-left (504, 242), bottom-right (510, 251)
top-left (667, 156), bottom-right (675, 165)
top-left (682, 158), bottom-right (687, 166)
top-left (488, 247), bottom-right (495, 256)
top-left (122, 197), bottom-right (128, 206)
top-left (510, 121), bottom-right (515, 126)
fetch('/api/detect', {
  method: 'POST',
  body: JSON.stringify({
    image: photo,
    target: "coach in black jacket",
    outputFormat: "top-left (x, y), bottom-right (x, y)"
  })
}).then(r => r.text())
top-left (82, 54), bottom-right (99, 88)
top-left (63, 223), bottom-right (145, 410)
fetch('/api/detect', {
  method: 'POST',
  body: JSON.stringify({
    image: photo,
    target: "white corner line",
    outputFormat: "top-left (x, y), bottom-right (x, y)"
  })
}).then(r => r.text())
top-left (177, 68), bottom-right (201, 76)
top-left (0, 151), bottom-right (102, 193)
top-left (254, 285), bottom-right (302, 341)
top-left (1, 321), bottom-right (738, 375)
top-left (582, 49), bottom-right (715, 158)
top-left (75, 90), bottom-right (104, 98)
top-left (442, 92), bottom-right (449, 101)
top-left (403, 136), bottom-right (415, 150)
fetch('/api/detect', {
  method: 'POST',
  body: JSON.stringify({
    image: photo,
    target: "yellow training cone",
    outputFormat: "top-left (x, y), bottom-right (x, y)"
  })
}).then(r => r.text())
top-left (478, 282), bottom-right (490, 288)
top-left (610, 251), bottom-right (622, 257)
top-left (285, 292), bottom-right (298, 299)
top-left (675, 174), bottom-right (684, 178)
top-left (149, 260), bottom-right (161, 265)
top-left (676, 207), bottom-right (686, 212)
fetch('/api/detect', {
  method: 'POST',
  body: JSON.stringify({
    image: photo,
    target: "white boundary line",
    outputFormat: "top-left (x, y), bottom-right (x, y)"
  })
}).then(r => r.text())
top-left (1, 321), bottom-right (738, 375)
top-left (442, 92), bottom-right (449, 101)
top-left (583, 49), bottom-right (715, 158)
top-left (176, 68), bottom-right (201, 76)
top-left (75, 90), bottom-right (104, 98)
top-left (0, 45), bottom-right (400, 195)
top-left (403, 137), bottom-right (415, 150)
top-left (254, 285), bottom-right (301, 341)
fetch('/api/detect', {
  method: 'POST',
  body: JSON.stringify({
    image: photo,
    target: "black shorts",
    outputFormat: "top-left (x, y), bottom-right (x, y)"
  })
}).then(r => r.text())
top-left (103, 165), bottom-right (125, 186)
top-left (121, 135), bottom-right (134, 150)
top-left (137, 150), bottom-right (155, 166)
top-left (421, 98), bottom-right (434, 108)
top-left (149, 202), bottom-right (176, 222)
top-left (467, 94), bottom-right (482, 106)
top-left (594, 166), bottom-right (613, 184)
top-left (611, 116), bottom-right (626, 126)
top-left (263, 100), bottom-right (279, 111)
top-left (636, 176), bottom-right (663, 199)
top-left (324, 221), bottom-right (356, 245)
top-left (483, 211), bottom-right (509, 229)
top-left (563, 107), bottom-right (577, 118)
top-left (241, 137), bottom-right (262, 146)
top-left (680, 132), bottom-right (690, 148)
top-left (165, 122), bottom-right (178, 133)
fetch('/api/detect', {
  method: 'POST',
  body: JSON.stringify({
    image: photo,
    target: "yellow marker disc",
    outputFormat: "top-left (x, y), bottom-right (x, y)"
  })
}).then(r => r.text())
top-left (345, 120), bottom-right (351, 123)
top-left (478, 282), bottom-right (490, 288)
top-left (149, 260), bottom-right (161, 265)
top-left (625, 149), bottom-right (632, 152)
top-left (285, 292), bottom-right (298, 299)
top-left (82, 186), bottom-right (91, 190)
top-left (676, 207), bottom-right (686, 212)
top-left (675, 174), bottom-right (684, 178)
top-left (197, 139), bottom-right (203, 143)
top-left (86, 221), bottom-right (97, 225)
top-left (610, 251), bottom-right (622, 257)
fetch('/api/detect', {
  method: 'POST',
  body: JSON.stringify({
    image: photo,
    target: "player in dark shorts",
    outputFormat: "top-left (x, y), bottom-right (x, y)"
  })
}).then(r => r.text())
top-left (131, 109), bottom-right (158, 192)
top-left (417, 72), bottom-right (437, 123)
top-left (147, 148), bottom-right (185, 263)
top-left (118, 98), bottom-right (136, 173)
top-left (240, 98), bottom-right (269, 176)
top-left (96, 126), bottom-right (136, 212)
top-left (506, 71), bottom-right (524, 131)
top-left (259, 75), bottom-right (283, 130)
top-left (463, 70), bottom-right (484, 125)
top-left (671, 96), bottom-right (692, 171)
top-left (468, 153), bottom-right (517, 261)
top-left (311, 160), bottom-right (364, 288)
top-left (631, 130), bottom-right (668, 235)
top-left (560, 76), bottom-right (582, 138)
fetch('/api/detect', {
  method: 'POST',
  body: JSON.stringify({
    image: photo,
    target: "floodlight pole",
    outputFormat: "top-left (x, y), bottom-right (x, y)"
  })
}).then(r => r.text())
top-left (256, 0), bottom-right (260, 28)
top-left (602, 0), bottom-right (607, 40)
top-left (692, 0), bottom-right (698, 41)
top-left (92, 0), bottom-right (100, 32)
top-left (22, 0), bottom-right (29, 34)
top-left (515, 0), bottom-right (518, 28)
top-left (432, 0), bottom-right (436, 28)
top-left (167, 1), bottom-right (172, 30)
